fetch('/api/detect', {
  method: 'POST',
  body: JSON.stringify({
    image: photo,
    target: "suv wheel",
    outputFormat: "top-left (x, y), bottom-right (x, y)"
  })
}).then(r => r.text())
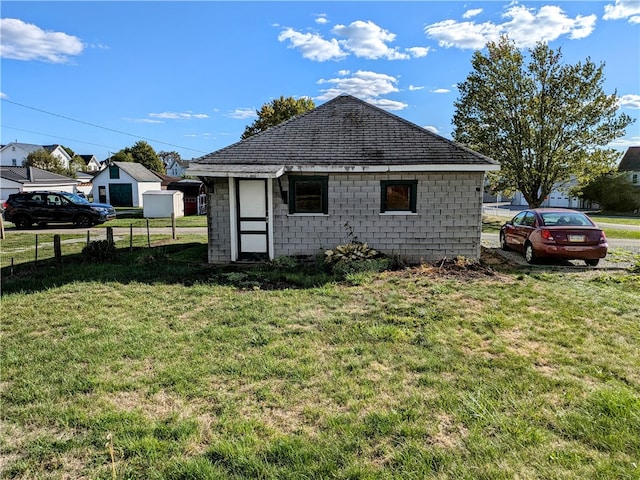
top-left (75, 214), bottom-right (93, 228)
top-left (13, 214), bottom-right (33, 229)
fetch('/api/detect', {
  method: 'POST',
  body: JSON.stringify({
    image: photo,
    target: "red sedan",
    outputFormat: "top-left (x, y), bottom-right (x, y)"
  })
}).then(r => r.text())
top-left (499, 208), bottom-right (608, 266)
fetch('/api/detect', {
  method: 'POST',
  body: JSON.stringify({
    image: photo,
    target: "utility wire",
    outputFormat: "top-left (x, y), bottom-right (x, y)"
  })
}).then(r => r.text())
top-left (2, 98), bottom-right (208, 154)
top-left (2, 125), bottom-right (122, 152)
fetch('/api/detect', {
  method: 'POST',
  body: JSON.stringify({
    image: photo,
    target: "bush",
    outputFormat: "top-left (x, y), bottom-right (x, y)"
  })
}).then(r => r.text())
top-left (82, 240), bottom-right (116, 263)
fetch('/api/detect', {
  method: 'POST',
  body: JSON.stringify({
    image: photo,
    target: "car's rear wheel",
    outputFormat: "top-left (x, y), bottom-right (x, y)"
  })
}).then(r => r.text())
top-left (500, 232), bottom-right (509, 251)
top-left (75, 214), bottom-right (93, 228)
top-left (13, 214), bottom-right (32, 229)
top-left (524, 242), bottom-right (537, 264)
top-left (585, 259), bottom-right (600, 267)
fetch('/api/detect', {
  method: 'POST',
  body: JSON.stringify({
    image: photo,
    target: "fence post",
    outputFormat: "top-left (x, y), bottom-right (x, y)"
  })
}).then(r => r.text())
top-left (171, 213), bottom-right (176, 240)
top-left (35, 234), bottom-right (38, 265)
top-left (106, 227), bottom-right (114, 245)
top-left (130, 224), bottom-right (133, 251)
top-left (146, 218), bottom-right (151, 248)
top-left (54, 234), bottom-right (62, 265)
top-left (86, 230), bottom-right (90, 246)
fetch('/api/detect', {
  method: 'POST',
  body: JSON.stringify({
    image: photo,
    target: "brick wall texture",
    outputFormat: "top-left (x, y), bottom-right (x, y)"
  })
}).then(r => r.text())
top-left (207, 172), bottom-right (484, 263)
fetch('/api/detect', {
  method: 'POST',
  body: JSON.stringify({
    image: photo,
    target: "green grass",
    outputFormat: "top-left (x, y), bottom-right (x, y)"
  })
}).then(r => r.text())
top-left (1, 248), bottom-right (639, 479)
top-left (588, 214), bottom-right (640, 226)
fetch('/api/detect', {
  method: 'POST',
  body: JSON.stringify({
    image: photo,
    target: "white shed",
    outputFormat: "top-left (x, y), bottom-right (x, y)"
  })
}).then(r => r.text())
top-left (143, 190), bottom-right (184, 218)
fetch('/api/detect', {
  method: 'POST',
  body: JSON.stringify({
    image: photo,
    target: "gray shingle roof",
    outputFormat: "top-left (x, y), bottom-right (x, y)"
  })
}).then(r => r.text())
top-left (0, 166), bottom-right (78, 185)
top-left (112, 161), bottom-right (162, 182)
top-left (618, 146), bottom-right (640, 171)
top-left (193, 95), bottom-right (498, 168)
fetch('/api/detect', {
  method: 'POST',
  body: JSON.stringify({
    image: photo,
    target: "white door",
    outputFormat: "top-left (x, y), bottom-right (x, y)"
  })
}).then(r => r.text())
top-left (237, 179), bottom-right (268, 260)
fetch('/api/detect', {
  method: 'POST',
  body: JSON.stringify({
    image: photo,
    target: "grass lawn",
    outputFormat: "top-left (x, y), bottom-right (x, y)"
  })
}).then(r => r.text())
top-left (1, 246), bottom-right (639, 479)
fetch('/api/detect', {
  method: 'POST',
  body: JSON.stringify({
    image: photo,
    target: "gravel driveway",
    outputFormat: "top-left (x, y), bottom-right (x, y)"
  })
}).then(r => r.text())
top-left (481, 233), bottom-right (639, 270)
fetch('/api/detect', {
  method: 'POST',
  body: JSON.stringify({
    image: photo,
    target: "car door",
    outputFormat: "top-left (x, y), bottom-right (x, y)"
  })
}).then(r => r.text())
top-left (513, 211), bottom-right (536, 248)
top-left (27, 193), bottom-right (48, 222)
top-left (505, 212), bottom-right (527, 249)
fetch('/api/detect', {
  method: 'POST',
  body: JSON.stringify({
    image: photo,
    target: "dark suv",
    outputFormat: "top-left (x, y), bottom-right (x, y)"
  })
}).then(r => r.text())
top-left (3, 191), bottom-right (116, 228)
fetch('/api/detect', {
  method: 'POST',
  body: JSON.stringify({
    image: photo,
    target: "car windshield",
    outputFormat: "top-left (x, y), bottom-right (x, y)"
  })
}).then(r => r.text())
top-left (540, 212), bottom-right (592, 227)
top-left (61, 193), bottom-right (91, 205)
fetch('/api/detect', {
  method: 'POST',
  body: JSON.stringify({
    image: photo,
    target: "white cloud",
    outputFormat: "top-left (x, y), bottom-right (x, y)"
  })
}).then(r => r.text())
top-left (0, 18), bottom-right (84, 63)
top-left (425, 5), bottom-right (597, 49)
top-left (278, 28), bottom-right (347, 62)
top-left (128, 118), bottom-right (163, 124)
top-left (424, 125), bottom-right (440, 134)
top-left (332, 20), bottom-right (409, 60)
top-left (149, 112), bottom-right (209, 120)
top-left (619, 94), bottom-right (640, 109)
top-left (316, 70), bottom-right (406, 110)
top-left (227, 108), bottom-right (256, 119)
top-left (463, 9), bottom-right (483, 19)
top-left (409, 85), bottom-right (424, 91)
top-left (603, 0), bottom-right (640, 23)
top-left (0, 92), bottom-right (7, 99)
top-left (406, 46), bottom-right (430, 58)
top-left (279, 20), bottom-right (427, 61)
top-left (315, 14), bottom-right (329, 25)
top-left (431, 88), bottom-right (451, 94)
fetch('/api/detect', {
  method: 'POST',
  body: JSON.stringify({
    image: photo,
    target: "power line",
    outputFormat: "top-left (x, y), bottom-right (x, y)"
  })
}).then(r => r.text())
top-left (1, 125), bottom-right (122, 152)
top-left (2, 98), bottom-right (208, 154)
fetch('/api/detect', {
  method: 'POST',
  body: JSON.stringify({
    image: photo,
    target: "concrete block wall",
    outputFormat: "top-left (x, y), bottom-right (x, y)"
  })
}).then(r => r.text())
top-left (206, 179), bottom-right (232, 263)
top-left (206, 172), bottom-right (484, 263)
top-left (273, 172), bottom-right (484, 263)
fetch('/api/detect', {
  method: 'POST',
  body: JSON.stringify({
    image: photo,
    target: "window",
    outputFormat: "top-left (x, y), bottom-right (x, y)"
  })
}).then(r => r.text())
top-left (11, 159), bottom-right (17, 166)
top-left (289, 176), bottom-right (328, 214)
top-left (109, 165), bottom-right (120, 179)
top-left (633, 173), bottom-right (638, 185)
top-left (381, 180), bottom-right (417, 213)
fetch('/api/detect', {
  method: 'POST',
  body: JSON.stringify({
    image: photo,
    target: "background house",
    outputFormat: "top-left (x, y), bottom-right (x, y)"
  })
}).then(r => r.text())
top-left (91, 161), bottom-right (161, 207)
top-left (618, 146), bottom-right (640, 188)
top-left (188, 95), bottom-right (499, 263)
top-left (78, 154), bottom-right (103, 173)
top-left (0, 166), bottom-right (79, 203)
top-left (0, 143), bottom-right (72, 169)
top-left (166, 158), bottom-right (190, 177)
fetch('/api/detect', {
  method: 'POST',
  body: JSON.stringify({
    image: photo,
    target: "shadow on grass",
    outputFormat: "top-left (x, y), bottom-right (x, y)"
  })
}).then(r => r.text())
top-left (1, 243), bottom-right (338, 295)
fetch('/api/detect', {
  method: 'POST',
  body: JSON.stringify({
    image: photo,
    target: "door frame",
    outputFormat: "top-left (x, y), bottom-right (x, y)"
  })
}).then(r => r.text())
top-left (229, 178), bottom-right (274, 261)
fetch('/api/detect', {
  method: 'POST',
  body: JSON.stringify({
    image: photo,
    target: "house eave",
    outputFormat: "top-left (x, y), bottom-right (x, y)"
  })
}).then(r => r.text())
top-left (186, 165), bottom-right (286, 178)
top-left (187, 163), bottom-right (499, 178)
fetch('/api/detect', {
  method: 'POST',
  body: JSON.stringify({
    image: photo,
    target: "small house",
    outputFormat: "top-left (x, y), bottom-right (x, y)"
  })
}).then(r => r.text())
top-left (0, 166), bottom-right (79, 203)
top-left (91, 161), bottom-right (161, 207)
top-left (187, 95), bottom-right (499, 263)
top-left (167, 179), bottom-right (207, 215)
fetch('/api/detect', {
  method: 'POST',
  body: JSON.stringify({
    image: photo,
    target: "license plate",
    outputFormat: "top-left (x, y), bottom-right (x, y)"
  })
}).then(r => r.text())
top-left (568, 235), bottom-right (585, 242)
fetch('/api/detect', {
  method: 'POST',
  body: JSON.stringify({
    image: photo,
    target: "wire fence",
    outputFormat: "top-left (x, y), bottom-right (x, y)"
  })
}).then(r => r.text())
top-left (1, 225), bottom-right (206, 276)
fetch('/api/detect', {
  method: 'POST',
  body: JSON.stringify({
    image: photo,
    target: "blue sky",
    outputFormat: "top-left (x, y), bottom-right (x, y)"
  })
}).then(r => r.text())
top-left (1, 1), bottom-right (639, 162)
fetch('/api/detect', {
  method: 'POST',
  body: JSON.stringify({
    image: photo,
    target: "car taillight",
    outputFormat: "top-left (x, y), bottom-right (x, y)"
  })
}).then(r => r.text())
top-left (2, 201), bottom-right (7, 209)
top-left (541, 229), bottom-right (555, 242)
top-left (599, 231), bottom-right (607, 244)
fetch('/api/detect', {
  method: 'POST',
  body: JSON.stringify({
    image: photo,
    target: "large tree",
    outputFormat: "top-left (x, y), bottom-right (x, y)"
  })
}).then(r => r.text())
top-left (241, 96), bottom-right (315, 140)
top-left (113, 141), bottom-right (164, 173)
top-left (453, 36), bottom-right (633, 208)
top-left (23, 149), bottom-right (67, 176)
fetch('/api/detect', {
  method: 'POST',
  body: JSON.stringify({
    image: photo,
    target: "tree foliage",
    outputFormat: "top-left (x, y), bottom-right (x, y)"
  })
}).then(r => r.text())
top-left (241, 96), bottom-right (315, 140)
top-left (576, 173), bottom-right (640, 212)
top-left (23, 149), bottom-right (68, 176)
top-left (113, 141), bottom-right (164, 173)
top-left (453, 36), bottom-right (634, 208)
